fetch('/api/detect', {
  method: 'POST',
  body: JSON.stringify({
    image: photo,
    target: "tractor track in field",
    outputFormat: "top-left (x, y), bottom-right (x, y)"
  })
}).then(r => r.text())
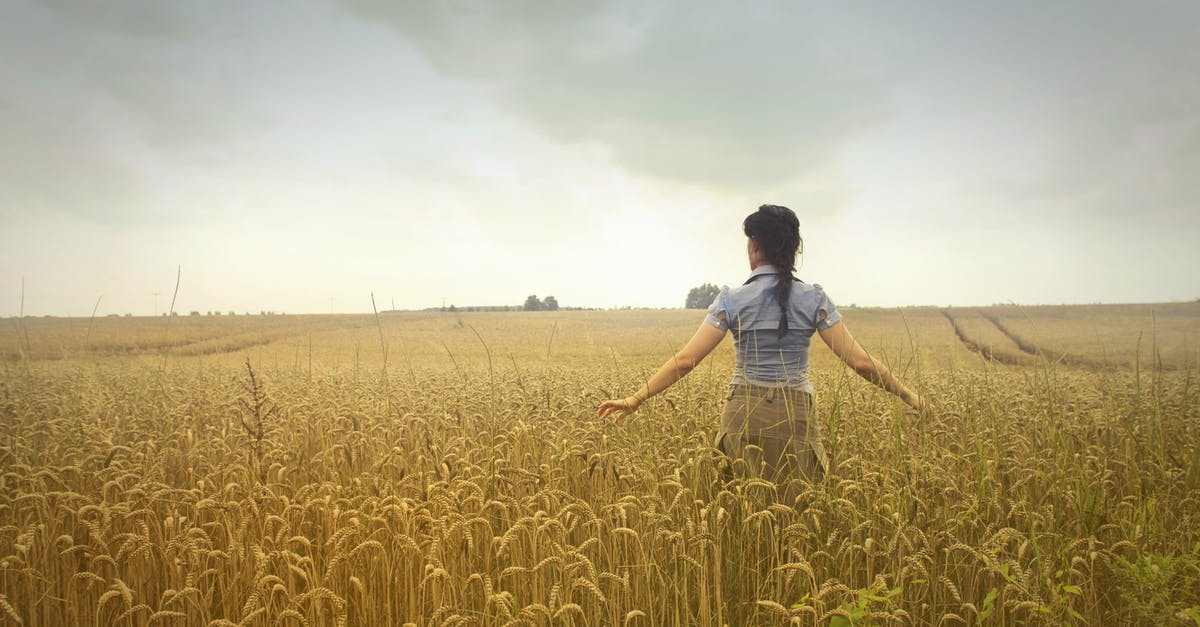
top-left (974, 311), bottom-right (1173, 371)
top-left (940, 310), bottom-right (1029, 365)
top-left (161, 321), bottom-right (350, 357)
top-left (978, 312), bottom-right (1060, 359)
top-left (977, 311), bottom-right (1120, 370)
top-left (1, 321), bottom-right (347, 362)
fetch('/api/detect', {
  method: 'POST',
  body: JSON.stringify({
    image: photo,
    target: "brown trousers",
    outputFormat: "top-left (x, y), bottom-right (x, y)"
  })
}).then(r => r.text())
top-left (715, 384), bottom-right (828, 504)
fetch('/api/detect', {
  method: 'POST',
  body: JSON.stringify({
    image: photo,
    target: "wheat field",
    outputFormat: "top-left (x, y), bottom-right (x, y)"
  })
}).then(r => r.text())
top-left (1, 304), bottom-right (1198, 625)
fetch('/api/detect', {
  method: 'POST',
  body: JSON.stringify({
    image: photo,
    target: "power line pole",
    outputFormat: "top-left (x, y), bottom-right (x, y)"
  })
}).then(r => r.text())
top-left (152, 292), bottom-right (160, 316)
top-left (329, 297), bottom-right (335, 315)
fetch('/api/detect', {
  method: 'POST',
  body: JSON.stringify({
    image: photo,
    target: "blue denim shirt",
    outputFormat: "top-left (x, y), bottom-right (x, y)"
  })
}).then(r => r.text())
top-left (704, 265), bottom-right (842, 393)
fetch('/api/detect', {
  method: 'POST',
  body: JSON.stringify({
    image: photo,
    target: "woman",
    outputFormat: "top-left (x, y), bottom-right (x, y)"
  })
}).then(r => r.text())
top-left (597, 205), bottom-right (926, 501)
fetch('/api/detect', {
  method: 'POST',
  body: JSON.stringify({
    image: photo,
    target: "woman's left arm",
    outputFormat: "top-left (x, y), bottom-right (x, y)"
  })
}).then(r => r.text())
top-left (596, 322), bottom-right (727, 419)
top-left (818, 320), bottom-right (928, 413)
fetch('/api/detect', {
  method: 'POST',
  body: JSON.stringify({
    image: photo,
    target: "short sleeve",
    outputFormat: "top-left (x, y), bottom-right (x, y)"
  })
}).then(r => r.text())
top-left (703, 286), bottom-right (731, 331)
top-left (812, 284), bottom-right (842, 330)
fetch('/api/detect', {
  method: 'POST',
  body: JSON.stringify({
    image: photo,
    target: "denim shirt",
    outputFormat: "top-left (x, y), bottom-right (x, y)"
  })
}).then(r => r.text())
top-left (704, 265), bottom-right (842, 393)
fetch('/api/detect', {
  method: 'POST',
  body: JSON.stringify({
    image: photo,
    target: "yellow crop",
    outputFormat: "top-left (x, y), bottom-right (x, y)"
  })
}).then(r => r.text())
top-left (0, 305), bottom-right (1197, 625)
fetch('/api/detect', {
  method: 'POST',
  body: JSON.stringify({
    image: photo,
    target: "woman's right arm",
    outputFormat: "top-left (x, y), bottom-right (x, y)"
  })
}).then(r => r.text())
top-left (818, 320), bottom-right (927, 412)
top-left (596, 321), bottom-right (727, 420)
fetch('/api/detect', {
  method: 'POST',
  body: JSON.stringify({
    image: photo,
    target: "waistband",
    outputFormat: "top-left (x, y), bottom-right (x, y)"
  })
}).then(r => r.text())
top-left (727, 382), bottom-right (814, 402)
top-left (730, 374), bottom-right (815, 392)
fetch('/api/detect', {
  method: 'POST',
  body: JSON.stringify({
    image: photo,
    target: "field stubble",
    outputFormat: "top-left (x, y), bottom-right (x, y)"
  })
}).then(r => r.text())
top-left (1, 306), bottom-right (1198, 625)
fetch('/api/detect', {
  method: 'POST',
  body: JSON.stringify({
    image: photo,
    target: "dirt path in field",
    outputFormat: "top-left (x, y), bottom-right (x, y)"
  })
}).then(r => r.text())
top-left (941, 310), bottom-right (1028, 365)
top-left (164, 321), bottom-right (349, 357)
top-left (978, 312), bottom-right (1117, 370)
top-left (979, 312), bottom-right (1059, 358)
top-left (1, 320), bottom-right (347, 362)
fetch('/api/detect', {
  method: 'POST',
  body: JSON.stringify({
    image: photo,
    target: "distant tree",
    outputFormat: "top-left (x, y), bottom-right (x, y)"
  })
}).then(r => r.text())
top-left (524, 295), bottom-right (543, 311)
top-left (448, 304), bottom-right (457, 313)
top-left (685, 283), bottom-right (721, 309)
top-left (543, 296), bottom-right (559, 311)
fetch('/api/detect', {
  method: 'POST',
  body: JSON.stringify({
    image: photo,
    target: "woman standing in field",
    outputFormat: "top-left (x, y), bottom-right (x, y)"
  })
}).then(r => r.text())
top-left (597, 205), bottom-right (927, 502)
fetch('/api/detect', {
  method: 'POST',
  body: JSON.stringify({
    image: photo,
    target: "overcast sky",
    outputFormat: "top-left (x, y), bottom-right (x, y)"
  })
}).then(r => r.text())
top-left (2, 0), bottom-right (1198, 316)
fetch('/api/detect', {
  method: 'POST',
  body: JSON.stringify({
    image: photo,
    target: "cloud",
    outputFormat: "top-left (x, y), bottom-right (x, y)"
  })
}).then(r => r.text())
top-left (845, 1), bottom-right (1200, 221)
top-left (340, 1), bottom-right (888, 202)
top-left (0, 80), bottom-right (142, 221)
top-left (0, 0), bottom-right (265, 223)
top-left (345, 0), bottom-right (1200, 221)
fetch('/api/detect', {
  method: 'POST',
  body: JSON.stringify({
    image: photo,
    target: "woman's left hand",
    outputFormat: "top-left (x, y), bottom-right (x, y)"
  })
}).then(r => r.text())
top-left (596, 396), bottom-right (642, 420)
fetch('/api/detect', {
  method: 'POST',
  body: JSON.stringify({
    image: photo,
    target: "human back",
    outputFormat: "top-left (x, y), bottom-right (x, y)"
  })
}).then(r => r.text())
top-left (596, 204), bottom-right (928, 499)
top-left (707, 267), bottom-right (841, 393)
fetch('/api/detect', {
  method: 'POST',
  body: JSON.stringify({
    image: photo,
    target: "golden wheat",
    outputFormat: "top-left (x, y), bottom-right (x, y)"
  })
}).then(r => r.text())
top-left (0, 308), bottom-right (1197, 624)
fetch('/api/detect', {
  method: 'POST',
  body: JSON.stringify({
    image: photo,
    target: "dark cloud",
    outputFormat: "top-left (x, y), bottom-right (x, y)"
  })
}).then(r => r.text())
top-left (341, 1), bottom-right (888, 200)
top-left (0, 100), bottom-right (144, 222)
top-left (0, 0), bottom-right (263, 223)
top-left (345, 0), bottom-right (1200, 218)
top-left (4, 0), bottom-right (1197, 233)
top-left (846, 1), bottom-right (1200, 219)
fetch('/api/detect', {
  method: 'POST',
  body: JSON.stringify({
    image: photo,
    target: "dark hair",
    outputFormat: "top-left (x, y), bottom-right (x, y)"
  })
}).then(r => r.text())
top-left (743, 204), bottom-right (803, 338)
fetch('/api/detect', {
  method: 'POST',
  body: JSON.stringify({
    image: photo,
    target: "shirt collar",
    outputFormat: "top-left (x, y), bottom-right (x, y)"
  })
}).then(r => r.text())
top-left (748, 264), bottom-right (780, 279)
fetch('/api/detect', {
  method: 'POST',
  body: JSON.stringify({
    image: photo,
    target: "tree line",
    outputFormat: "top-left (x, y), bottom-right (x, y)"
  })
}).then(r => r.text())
top-left (435, 285), bottom-right (727, 313)
top-left (685, 284), bottom-right (720, 309)
top-left (523, 295), bottom-right (559, 311)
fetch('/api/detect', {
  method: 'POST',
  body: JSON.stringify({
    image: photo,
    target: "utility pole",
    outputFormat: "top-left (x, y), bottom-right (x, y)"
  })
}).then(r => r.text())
top-left (152, 292), bottom-right (160, 316)
top-left (329, 297), bottom-right (335, 315)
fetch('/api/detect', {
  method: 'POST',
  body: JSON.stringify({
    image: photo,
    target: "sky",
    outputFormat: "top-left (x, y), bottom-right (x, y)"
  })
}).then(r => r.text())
top-left (2, 0), bottom-right (1198, 317)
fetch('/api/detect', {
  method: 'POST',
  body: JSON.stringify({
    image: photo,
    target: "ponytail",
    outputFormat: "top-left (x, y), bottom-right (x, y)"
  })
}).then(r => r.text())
top-left (775, 274), bottom-right (792, 338)
top-left (743, 204), bottom-right (802, 339)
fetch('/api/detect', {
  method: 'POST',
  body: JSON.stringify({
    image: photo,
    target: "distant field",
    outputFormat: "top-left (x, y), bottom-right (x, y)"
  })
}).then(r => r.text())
top-left (7, 301), bottom-right (1197, 370)
top-left (1, 304), bottom-right (1198, 625)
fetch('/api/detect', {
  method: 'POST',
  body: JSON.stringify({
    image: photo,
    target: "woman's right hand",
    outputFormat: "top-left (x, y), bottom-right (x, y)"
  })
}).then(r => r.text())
top-left (905, 391), bottom-right (933, 417)
top-left (596, 396), bottom-right (642, 420)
